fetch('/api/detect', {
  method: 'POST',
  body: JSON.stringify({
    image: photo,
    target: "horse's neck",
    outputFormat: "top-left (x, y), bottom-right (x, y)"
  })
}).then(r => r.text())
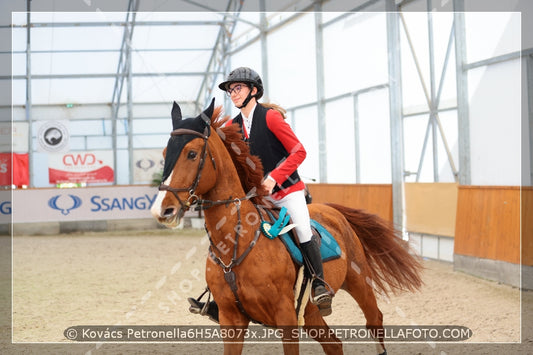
top-left (201, 161), bottom-right (259, 250)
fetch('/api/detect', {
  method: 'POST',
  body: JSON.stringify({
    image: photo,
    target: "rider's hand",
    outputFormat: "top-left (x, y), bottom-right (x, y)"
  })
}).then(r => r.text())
top-left (262, 176), bottom-right (277, 194)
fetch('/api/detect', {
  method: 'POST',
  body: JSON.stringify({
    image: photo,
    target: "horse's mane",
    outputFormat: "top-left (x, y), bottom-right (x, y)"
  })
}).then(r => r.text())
top-left (210, 106), bottom-right (271, 205)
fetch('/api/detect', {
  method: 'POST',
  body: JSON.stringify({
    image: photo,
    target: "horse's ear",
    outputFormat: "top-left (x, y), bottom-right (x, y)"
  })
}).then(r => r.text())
top-left (200, 98), bottom-right (215, 125)
top-left (171, 101), bottom-right (182, 129)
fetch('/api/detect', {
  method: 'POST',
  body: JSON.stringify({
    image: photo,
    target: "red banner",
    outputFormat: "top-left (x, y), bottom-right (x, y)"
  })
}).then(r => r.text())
top-left (0, 153), bottom-right (29, 187)
top-left (49, 166), bottom-right (114, 184)
top-left (48, 151), bottom-right (114, 184)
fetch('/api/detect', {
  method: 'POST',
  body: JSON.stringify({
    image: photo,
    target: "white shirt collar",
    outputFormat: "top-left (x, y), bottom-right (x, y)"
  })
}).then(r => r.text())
top-left (242, 103), bottom-right (256, 134)
top-left (242, 103), bottom-right (256, 121)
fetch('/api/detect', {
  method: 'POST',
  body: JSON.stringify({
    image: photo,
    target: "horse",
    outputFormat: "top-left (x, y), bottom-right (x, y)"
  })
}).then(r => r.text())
top-left (151, 98), bottom-right (423, 355)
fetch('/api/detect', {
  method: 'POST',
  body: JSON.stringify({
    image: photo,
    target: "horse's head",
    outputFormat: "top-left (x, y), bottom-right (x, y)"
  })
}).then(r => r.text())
top-left (151, 98), bottom-right (218, 228)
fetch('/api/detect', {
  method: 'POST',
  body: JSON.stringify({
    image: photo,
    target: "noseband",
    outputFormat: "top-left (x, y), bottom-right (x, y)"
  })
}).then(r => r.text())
top-left (158, 126), bottom-right (216, 211)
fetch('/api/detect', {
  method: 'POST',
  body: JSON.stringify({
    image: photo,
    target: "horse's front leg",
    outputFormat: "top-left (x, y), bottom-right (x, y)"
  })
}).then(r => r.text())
top-left (280, 327), bottom-right (299, 355)
top-left (220, 311), bottom-right (249, 355)
top-left (276, 300), bottom-right (300, 355)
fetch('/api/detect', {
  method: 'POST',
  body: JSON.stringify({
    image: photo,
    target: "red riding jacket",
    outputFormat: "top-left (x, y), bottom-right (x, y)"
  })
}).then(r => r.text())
top-left (226, 104), bottom-right (306, 200)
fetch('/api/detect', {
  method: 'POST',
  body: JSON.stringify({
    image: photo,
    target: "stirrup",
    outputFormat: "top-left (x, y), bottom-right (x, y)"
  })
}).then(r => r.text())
top-left (187, 297), bottom-right (205, 315)
top-left (187, 288), bottom-right (219, 323)
top-left (187, 298), bottom-right (219, 323)
top-left (311, 284), bottom-right (333, 316)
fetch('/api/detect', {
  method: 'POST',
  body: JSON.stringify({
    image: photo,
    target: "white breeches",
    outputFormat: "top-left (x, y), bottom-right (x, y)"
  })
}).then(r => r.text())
top-left (267, 189), bottom-right (312, 243)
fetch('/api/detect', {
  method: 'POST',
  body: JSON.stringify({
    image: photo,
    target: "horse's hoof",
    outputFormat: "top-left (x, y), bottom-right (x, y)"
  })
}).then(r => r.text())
top-left (378, 350), bottom-right (387, 355)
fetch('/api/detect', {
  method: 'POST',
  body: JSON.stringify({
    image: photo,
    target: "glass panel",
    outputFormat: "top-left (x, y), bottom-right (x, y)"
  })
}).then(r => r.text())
top-left (292, 105), bottom-right (319, 183)
top-left (267, 13), bottom-right (317, 108)
top-left (323, 12), bottom-right (388, 98)
top-left (358, 89), bottom-right (391, 183)
top-left (465, 12), bottom-right (521, 63)
top-left (325, 97), bottom-right (355, 183)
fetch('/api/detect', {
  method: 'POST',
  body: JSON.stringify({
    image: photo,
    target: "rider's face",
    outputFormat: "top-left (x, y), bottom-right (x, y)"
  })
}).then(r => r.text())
top-left (227, 82), bottom-right (250, 107)
top-left (228, 82), bottom-right (257, 108)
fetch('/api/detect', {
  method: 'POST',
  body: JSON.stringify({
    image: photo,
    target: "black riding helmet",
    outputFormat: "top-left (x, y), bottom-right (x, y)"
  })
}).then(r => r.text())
top-left (218, 67), bottom-right (263, 108)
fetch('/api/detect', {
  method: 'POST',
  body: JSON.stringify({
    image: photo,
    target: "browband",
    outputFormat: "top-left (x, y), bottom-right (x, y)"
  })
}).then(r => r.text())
top-left (171, 127), bottom-right (209, 138)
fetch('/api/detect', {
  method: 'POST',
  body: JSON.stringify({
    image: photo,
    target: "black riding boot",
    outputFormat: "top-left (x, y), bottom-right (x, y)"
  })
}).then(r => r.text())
top-left (300, 236), bottom-right (332, 316)
top-left (187, 298), bottom-right (219, 323)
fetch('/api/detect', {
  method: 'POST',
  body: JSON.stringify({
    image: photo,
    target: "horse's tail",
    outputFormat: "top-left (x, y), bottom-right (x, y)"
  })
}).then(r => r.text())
top-left (325, 203), bottom-right (423, 296)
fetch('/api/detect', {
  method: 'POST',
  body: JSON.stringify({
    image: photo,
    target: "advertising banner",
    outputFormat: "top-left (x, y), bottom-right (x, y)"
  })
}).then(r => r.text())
top-left (8, 185), bottom-right (158, 223)
top-left (133, 149), bottom-right (164, 184)
top-left (49, 150), bottom-right (114, 184)
top-left (13, 153), bottom-right (29, 186)
top-left (36, 120), bottom-right (70, 153)
top-left (0, 121), bottom-right (29, 153)
top-left (0, 153), bottom-right (29, 186)
top-left (0, 153), bottom-right (9, 186)
top-left (0, 190), bottom-right (10, 224)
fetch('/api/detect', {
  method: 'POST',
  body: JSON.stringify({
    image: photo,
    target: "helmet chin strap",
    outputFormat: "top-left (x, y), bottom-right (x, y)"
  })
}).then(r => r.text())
top-left (236, 84), bottom-right (256, 109)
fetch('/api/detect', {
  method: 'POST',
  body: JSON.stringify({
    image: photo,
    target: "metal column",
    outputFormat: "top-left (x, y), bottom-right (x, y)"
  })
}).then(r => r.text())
top-left (314, 3), bottom-right (327, 183)
top-left (353, 95), bottom-right (361, 183)
top-left (522, 54), bottom-right (533, 186)
top-left (126, 24), bottom-right (134, 184)
top-left (216, 1), bottom-right (244, 112)
top-left (386, 1), bottom-right (405, 229)
top-left (453, 0), bottom-right (471, 185)
top-left (259, 0), bottom-right (269, 101)
top-left (427, 7), bottom-right (439, 181)
top-left (25, 1), bottom-right (33, 187)
top-left (110, 1), bottom-right (137, 184)
top-left (196, 0), bottom-right (244, 111)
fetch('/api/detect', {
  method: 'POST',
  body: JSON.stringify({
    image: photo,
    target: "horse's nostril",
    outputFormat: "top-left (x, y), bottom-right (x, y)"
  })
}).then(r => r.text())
top-left (162, 206), bottom-right (177, 218)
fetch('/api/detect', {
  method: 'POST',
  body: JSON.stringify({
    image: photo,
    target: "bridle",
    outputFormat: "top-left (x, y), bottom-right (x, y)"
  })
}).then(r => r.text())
top-left (158, 124), bottom-right (257, 212)
top-left (158, 126), bottom-right (216, 212)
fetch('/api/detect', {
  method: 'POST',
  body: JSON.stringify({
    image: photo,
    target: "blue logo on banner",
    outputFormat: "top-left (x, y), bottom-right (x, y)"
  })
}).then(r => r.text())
top-left (0, 201), bottom-right (11, 215)
top-left (48, 194), bottom-right (83, 215)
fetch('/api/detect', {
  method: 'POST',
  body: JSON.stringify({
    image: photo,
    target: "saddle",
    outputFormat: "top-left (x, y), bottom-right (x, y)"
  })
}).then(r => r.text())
top-left (261, 208), bottom-right (342, 265)
top-left (261, 207), bottom-right (340, 325)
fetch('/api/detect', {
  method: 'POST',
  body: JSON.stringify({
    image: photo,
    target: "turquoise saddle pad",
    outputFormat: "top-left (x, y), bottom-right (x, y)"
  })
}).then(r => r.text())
top-left (279, 219), bottom-right (342, 266)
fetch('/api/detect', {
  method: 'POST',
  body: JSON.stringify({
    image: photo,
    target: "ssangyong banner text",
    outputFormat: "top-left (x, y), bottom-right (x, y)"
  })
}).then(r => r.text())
top-left (9, 186), bottom-right (158, 223)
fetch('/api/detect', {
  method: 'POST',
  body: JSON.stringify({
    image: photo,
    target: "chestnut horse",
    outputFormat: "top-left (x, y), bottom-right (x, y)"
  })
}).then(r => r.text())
top-left (151, 99), bottom-right (422, 355)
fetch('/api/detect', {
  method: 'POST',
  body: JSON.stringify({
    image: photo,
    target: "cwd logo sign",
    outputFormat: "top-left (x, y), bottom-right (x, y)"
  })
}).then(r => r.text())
top-left (63, 153), bottom-right (101, 166)
top-left (48, 194), bottom-right (83, 215)
top-left (49, 150), bottom-right (114, 184)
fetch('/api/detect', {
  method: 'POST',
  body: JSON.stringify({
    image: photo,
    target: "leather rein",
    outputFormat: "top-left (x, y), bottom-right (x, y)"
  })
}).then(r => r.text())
top-left (158, 125), bottom-right (264, 325)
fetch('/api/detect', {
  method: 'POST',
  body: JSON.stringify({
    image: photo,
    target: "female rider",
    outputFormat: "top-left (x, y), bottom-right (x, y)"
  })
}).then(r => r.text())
top-left (189, 67), bottom-right (332, 320)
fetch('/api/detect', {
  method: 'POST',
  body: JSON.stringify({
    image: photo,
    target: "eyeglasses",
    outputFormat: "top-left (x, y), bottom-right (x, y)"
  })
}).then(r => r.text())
top-left (226, 84), bottom-right (246, 96)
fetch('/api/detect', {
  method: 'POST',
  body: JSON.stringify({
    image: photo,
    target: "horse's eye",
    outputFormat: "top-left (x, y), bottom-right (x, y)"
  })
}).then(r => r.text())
top-left (187, 151), bottom-right (198, 160)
